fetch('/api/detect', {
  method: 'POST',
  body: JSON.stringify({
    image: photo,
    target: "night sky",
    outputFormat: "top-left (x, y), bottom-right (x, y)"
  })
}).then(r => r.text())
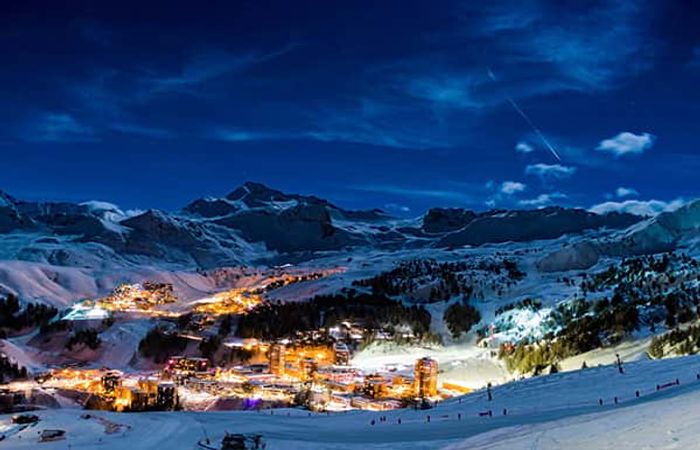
top-left (1, 0), bottom-right (699, 216)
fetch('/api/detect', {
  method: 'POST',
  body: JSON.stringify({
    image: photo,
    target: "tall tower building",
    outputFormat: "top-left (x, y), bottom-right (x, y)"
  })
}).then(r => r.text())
top-left (101, 370), bottom-right (122, 396)
top-left (334, 343), bottom-right (350, 365)
top-left (414, 357), bottom-right (438, 398)
top-left (300, 358), bottom-right (318, 381)
top-left (269, 343), bottom-right (286, 376)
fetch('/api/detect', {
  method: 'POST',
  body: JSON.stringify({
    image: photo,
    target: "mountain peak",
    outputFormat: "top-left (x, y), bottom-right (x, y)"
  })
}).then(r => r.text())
top-left (225, 181), bottom-right (287, 202)
top-left (0, 190), bottom-right (17, 208)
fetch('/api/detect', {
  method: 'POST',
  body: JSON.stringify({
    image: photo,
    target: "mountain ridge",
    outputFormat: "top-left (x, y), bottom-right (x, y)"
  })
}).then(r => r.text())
top-left (0, 182), bottom-right (695, 271)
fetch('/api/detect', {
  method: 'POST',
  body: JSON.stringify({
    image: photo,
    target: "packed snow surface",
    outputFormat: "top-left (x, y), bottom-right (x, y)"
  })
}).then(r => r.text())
top-left (4, 355), bottom-right (700, 449)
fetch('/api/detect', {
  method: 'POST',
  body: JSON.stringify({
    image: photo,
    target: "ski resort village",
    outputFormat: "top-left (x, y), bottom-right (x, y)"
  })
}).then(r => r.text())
top-left (4, 0), bottom-right (700, 447)
top-left (3, 274), bottom-right (448, 415)
top-left (0, 183), bottom-right (698, 448)
top-left (0, 262), bottom-right (457, 413)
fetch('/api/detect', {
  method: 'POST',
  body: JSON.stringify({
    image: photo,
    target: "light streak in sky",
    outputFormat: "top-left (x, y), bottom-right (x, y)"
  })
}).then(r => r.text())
top-left (488, 69), bottom-right (561, 162)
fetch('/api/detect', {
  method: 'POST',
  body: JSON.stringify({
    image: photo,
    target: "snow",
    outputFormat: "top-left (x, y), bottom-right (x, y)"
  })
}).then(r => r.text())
top-left (94, 319), bottom-right (152, 368)
top-left (0, 198), bottom-right (698, 447)
top-left (449, 384), bottom-right (700, 449)
top-left (0, 259), bottom-right (257, 307)
top-left (492, 307), bottom-right (556, 342)
top-left (559, 336), bottom-right (654, 372)
top-left (352, 339), bottom-right (511, 390)
top-left (0, 336), bottom-right (44, 372)
top-left (62, 301), bottom-right (111, 321)
top-left (4, 355), bottom-right (700, 448)
top-left (0, 260), bottom-right (100, 307)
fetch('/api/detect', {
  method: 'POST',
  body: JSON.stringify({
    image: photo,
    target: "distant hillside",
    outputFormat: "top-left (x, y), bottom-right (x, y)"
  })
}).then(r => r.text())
top-left (1, 183), bottom-right (697, 272)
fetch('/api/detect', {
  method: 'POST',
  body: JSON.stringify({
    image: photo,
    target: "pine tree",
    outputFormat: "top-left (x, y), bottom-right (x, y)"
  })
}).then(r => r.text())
top-left (648, 337), bottom-right (664, 359)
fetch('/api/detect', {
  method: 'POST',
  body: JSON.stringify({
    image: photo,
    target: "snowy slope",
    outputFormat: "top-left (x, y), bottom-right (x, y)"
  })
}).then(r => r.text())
top-left (1, 183), bottom-right (680, 274)
top-left (4, 355), bottom-right (700, 449)
top-left (601, 198), bottom-right (700, 256)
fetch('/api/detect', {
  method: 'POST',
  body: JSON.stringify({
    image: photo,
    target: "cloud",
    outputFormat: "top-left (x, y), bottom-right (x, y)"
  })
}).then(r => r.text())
top-left (518, 192), bottom-right (567, 207)
top-left (22, 113), bottom-right (97, 143)
top-left (403, 75), bottom-right (481, 109)
top-left (596, 132), bottom-right (655, 156)
top-left (515, 141), bottom-right (534, 153)
top-left (479, 3), bottom-right (655, 91)
top-left (8, 2), bottom-right (659, 156)
top-left (516, 132), bottom-right (616, 169)
top-left (589, 198), bottom-right (685, 217)
top-left (383, 203), bottom-right (411, 214)
top-left (211, 129), bottom-right (288, 142)
top-left (209, 98), bottom-right (451, 150)
top-left (210, 121), bottom-right (447, 149)
top-left (351, 185), bottom-right (474, 203)
top-left (110, 123), bottom-right (175, 139)
top-left (394, 1), bottom-right (657, 115)
top-left (525, 163), bottom-right (576, 180)
top-left (484, 180), bottom-right (527, 207)
top-left (305, 129), bottom-right (440, 150)
top-left (46, 44), bottom-right (302, 144)
top-left (300, 99), bottom-right (451, 149)
top-left (149, 44), bottom-right (299, 95)
top-left (500, 181), bottom-right (526, 195)
top-left (615, 187), bottom-right (639, 198)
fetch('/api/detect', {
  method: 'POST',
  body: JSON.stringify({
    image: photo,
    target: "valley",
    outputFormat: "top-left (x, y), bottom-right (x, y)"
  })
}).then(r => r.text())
top-left (0, 183), bottom-right (698, 448)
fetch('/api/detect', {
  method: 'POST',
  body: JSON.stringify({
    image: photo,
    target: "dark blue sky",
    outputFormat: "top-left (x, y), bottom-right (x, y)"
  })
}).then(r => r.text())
top-left (1, 0), bottom-right (699, 216)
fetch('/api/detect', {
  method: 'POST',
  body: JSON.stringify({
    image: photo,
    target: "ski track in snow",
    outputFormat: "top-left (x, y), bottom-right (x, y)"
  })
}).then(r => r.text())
top-left (4, 355), bottom-right (700, 449)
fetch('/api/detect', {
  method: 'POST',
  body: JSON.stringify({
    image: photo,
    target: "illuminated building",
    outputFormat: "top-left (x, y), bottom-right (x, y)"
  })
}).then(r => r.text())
top-left (100, 370), bottom-right (122, 396)
top-left (442, 381), bottom-right (471, 394)
top-left (334, 343), bottom-right (350, 365)
top-left (308, 389), bottom-right (330, 410)
top-left (363, 375), bottom-right (389, 399)
top-left (85, 282), bottom-right (180, 318)
top-left (0, 389), bottom-right (25, 411)
top-left (61, 301), bottom-right (111, 328)
top-left (285, 345), bottom-right (334, 366)
top-left (156, 382), bottom-right (178, 410)
top-left (414, 357), bottom-right (438, 398)
top-left (322, 380), bottom-right (355, 393)
top-left (165, 356), bottom-right (209, 377)
top-left (300, 358), bottom-right (318, 381)
top-left (313, 366), bottom-right (357, 384)
top-left (113, 379), bottom-right (178, 412)
top-left (192, 288), bottom-right (262, 316)
top-left (114, 386), bottom-right (148, 412)
top-left (269, 344), bottom-right (286, 376)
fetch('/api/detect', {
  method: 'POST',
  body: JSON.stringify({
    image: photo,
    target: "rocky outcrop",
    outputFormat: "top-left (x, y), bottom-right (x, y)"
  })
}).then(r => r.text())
top-left (214, 203), bottom-right (361, 253)
top-left (0, 191), bottom-right (33, 233)
top-left (422, 208), bottom-right (477, 234)
top-left (181, 198), bottom-right (238, 218)
top-left (438, 207), bottom-right (641, 248)
top-left (537, 242), bottom-right (600, 272)
top-left (185, 182), bottom-right (388, 253)
top-left (118, 210), bottom-right (245, 267)
top-left (601, 199), bottom-right (700, 256)
top-left (2, 182), bottom-right (695, 271)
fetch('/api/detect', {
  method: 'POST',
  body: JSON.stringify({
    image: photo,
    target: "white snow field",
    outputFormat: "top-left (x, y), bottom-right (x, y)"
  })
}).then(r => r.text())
top-left (4, 355), bottom-right (700, 449)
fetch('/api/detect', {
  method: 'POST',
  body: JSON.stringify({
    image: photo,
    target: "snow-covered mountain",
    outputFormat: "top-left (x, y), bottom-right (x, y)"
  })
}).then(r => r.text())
top-left (2, 187), bottom-right (700, 449)
top-left (435, 207), bottom-right (641, 248)
top-left (602, 198), bottom-right (700, 256)
top-left (0, 182), bottom-right (670, 273)
top-left (536, 199), bottom-right (700, 272)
